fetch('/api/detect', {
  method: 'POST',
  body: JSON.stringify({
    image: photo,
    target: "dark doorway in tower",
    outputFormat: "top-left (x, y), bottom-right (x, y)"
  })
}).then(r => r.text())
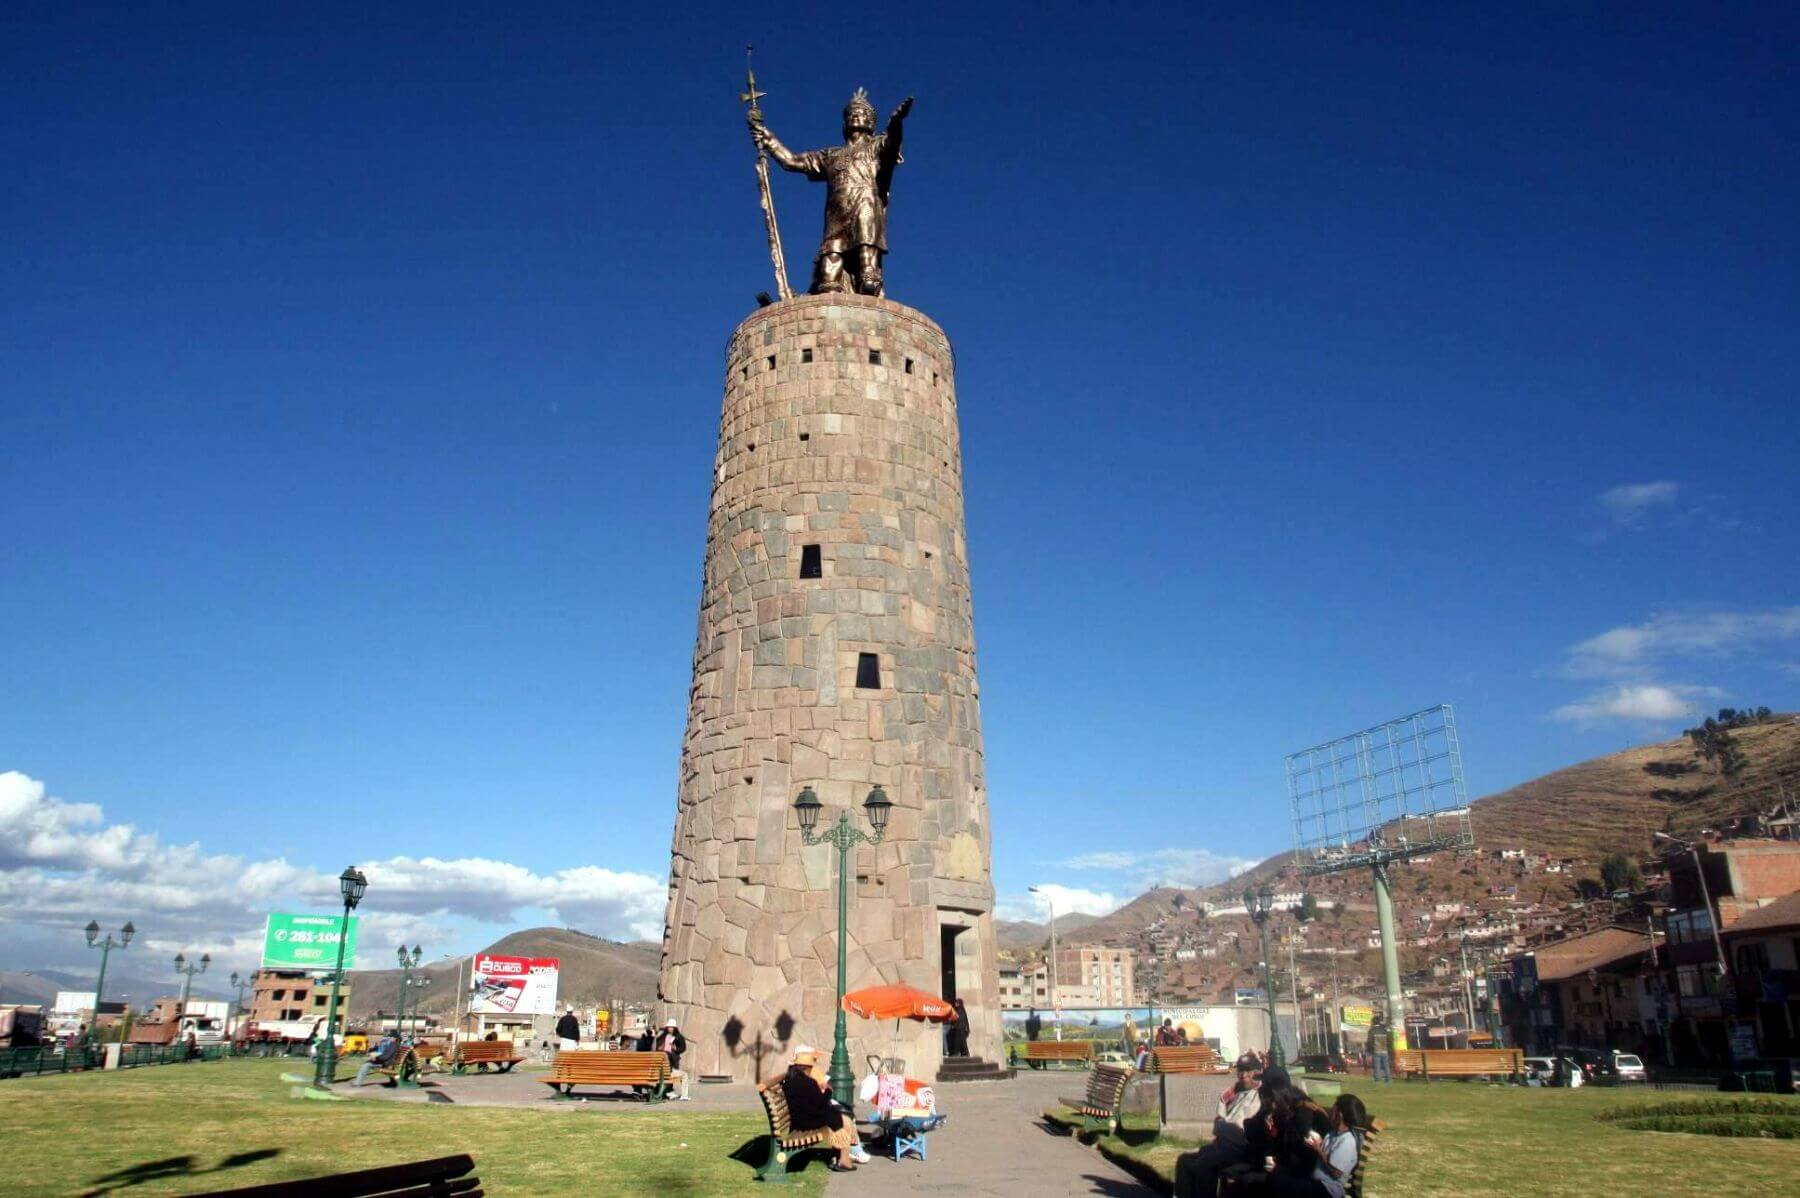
top-left (940, 923), bottom-right (964, 1003)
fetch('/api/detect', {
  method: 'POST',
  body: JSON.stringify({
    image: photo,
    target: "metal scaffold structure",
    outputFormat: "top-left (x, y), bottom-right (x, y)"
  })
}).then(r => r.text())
top-left (1286, 704), bottom-right (1476, 1053)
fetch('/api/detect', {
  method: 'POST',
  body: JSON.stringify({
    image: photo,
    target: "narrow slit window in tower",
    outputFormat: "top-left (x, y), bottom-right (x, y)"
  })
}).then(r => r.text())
top-left (855, 652), bottom-right (881, 689)
top-left (799, 544), bottom-right (822, 579)
top-left (904, 358), bottom-right (914, 374)
top-left (869, 349), bottom-right (881, 365)
top-left (801, 348), bottom-right (813, 363)
top-left (766, 355), bottom-right (775, 371)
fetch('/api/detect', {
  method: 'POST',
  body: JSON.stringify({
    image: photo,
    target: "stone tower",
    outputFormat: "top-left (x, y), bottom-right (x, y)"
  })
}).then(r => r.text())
top-left (658, 292), bottom-right (996, 1082)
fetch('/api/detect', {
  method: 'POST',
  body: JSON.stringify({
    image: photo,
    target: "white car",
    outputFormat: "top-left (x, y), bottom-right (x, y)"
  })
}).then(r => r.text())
top-left (1610, 1052), bottom-right (1647, 1083)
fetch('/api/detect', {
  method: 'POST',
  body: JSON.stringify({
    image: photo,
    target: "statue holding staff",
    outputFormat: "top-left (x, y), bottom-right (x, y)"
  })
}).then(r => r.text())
top-left (749, 87), bottom-right (914, 298)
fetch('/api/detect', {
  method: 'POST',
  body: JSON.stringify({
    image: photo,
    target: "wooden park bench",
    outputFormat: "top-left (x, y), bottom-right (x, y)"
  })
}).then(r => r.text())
top-left (1148, 1044), bottom-right (1227, 1074)
top-left (1059, 1062), bottom-right (1133, 1135)
top-left (451, 1040), bottom-right (525, 1075)
top-left (1395, 1047), bottom-right (1522, 1083)
top-left (1345, 1120), bottom-right (1384, 1198)
top-left (371, 1046), bottom-right (425, 1088)
top-left (190, 1152), bottom-right (481, 1196)
top-left (539, 1049), bottom-right (668, 1102)
top-left (753, 1080), bottom-right (835, 1183)
top-left (1016, 1040), bottom-right (1095, 1070)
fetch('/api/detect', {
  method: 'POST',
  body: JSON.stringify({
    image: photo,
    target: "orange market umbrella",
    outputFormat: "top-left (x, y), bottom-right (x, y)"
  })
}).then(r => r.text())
top-left (841, 984), bottom-right (956, 1023)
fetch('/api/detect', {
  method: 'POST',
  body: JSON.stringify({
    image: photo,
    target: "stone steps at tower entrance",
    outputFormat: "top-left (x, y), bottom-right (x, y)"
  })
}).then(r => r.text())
top-left (935, 1056), bottom-right (1016, 1084)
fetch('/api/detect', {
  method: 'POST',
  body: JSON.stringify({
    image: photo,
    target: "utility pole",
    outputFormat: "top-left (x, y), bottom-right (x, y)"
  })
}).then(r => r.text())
top-left (1031, 886), bottom-right (1062, 1041)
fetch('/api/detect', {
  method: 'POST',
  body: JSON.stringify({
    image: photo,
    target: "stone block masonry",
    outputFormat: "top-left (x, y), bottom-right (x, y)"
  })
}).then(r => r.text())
top-left (659, 293), bottom-right (997, 1081)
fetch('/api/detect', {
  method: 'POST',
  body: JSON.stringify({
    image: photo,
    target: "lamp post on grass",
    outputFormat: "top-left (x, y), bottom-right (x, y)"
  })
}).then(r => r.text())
top-left (1245, 883), bottom-right (1285, 1068)
top-left (395, 945), bottom-right (425, 1038)
top-left (173, 951), bottom-right (210, 1023)
top-left (228, 971), bottom-right (253, 1040)
top-left (313, 865), bottom-right (368, 1088)
top-left (793, 782), bottom-right (892, 1106)
top-left (84, 920), bottom-right (134, 1042)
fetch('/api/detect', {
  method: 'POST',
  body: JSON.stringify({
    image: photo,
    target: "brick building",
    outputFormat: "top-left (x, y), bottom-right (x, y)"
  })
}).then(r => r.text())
top-left (246, 969), bottom-right (350, 1025)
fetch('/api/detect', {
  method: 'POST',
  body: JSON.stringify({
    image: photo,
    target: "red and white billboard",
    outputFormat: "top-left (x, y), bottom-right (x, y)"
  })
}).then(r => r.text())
top-left (468, 954), bottom-right (560, 1016)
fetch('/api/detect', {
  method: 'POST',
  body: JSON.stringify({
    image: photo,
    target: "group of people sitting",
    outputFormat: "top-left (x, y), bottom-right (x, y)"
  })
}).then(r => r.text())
top-left (775, 1045), bottom-right (943, 1173)
top-left (1175, 1053), bottom-right (1371, 1198)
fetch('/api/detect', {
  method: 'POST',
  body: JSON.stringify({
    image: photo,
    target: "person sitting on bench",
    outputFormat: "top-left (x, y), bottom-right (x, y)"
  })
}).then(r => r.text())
top-left (780, 1046), bottom-right (865, 1173)
top-left (1263, 1094), bottom-right (1366, 1198)
top-left (355, 1034), bottom-right (401, 1086)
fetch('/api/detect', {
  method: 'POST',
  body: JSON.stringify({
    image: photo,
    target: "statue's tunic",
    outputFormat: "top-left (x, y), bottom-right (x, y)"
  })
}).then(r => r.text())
top-left (790, 135), bottom-right (895, 255)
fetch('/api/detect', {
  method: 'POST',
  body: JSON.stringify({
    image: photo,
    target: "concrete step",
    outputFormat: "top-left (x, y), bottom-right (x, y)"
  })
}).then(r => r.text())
top-left (936, 1057), bottom-right (1016, 1083)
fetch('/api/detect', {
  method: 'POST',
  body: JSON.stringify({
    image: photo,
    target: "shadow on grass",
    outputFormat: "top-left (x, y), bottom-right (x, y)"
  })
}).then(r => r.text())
top-left (83, 1149), bottom-right (280, 1196)
top-left (729, 1136), bottom-right (834, 1182)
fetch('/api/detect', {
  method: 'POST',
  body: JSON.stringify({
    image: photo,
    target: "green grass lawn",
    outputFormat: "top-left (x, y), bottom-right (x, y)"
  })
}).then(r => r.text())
top-left (1053, 1079), bottom-right (1800, 1197)
top-left (0, 1058), bottom-right (825, 1196)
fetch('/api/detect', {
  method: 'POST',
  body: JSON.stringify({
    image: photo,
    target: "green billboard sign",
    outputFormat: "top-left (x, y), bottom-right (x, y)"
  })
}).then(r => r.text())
top-left (261, 912), bottom-right (360, 971)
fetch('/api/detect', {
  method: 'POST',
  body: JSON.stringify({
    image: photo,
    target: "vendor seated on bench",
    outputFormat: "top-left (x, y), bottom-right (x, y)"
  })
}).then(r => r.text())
top-left (781, 1046), bottom-right (868, 1172)
top-left (355, 1034), bottom-right (402, 1086)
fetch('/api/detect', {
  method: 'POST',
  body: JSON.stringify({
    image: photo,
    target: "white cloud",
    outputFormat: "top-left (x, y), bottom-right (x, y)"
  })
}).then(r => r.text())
top-left (1551, 683), bottom-right (1721, 724)
top-left (996, 884), bottom-right (1123, 922)
top-left (1566, 607), bottom-right (1800, 678)
top-left (1597, 481), bottom-right (1680, 529)
top-left (1061, 846), bottom-right (1259, 892)
top-left (0, 772), bottom-right (668, 971)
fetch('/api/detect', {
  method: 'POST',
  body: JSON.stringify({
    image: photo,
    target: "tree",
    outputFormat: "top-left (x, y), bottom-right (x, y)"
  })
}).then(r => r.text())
top-left (1686, 716), bottom-right (1747, 776)
top-left (1600, 853), bottom-right (1642, 893)
top-left (1299, 893), bottom-right (1321, 923)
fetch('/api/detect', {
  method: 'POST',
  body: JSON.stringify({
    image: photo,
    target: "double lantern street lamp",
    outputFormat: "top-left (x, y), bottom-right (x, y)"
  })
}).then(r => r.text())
top-left (313, 865), bottom-right (368, 1088)
top-left (793, 782), bottom-right (892, 1107)
top-left (229, 971), bottom-right (253, 1038)
top-left (1244, 882), bottom-right (1286, 1069)
top-left (173, 951), bottom-right (211, 1031)
top-left (85, 920), bottom-right (135, 1037)
top-left (395, 945), bottom-right (430, 1038)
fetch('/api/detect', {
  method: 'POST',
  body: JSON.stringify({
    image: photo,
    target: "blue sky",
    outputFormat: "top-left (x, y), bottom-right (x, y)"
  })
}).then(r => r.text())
top-left (3, 3), bottom-right (1796, 976)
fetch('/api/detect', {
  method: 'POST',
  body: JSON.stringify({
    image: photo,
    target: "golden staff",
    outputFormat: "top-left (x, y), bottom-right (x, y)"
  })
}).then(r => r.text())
top-left (741, 45), bottom-right (793, 301)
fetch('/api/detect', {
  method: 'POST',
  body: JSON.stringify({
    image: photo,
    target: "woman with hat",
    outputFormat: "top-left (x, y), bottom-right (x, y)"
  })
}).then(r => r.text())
top-left (780, 1046), bottom-right (869, 1171)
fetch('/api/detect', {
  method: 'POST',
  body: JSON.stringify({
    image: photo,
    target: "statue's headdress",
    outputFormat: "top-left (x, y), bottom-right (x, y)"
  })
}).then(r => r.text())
top-left (843, 87), bottom-right (876, 133)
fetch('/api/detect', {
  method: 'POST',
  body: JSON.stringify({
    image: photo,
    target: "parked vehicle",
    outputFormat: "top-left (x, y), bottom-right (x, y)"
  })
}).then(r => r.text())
top-left (1298, 1052), bottom-right (1348, 1074)
top-left (1522, 1056), bottom-right (1555, 1085)
top-left (1610, 1052), bottom-right (1647, 1083)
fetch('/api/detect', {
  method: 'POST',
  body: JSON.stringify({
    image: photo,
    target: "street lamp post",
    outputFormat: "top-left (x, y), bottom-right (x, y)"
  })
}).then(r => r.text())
top-left (793, 783), bottom-right (891, 1107)
top-left (174, 952), bottom-right (210, 1050)
top-left (395, 945), bottom-right (427, 1038)
top-left (84, 920), bottom-right (135, 1041)
top-left (1655, 832), bottom-right (1731, 979)
top-left (173, 952), bottom-right (210, 1014)
top-left (1029, 885), bottom-right (1062, 1041)
top-left (313, 865), bottom-right (368, 1088)
top-left (228, 971), bottom-right (253, 1040)
top-left (1245, 883), bottom-right (1285, 1068)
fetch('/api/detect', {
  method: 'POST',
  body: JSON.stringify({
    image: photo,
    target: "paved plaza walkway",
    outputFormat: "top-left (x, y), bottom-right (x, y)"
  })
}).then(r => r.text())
top-left (336, 1062), bottom-right (1155, 1194)
top-left (826, 1070), bottom-right (1155, 1197)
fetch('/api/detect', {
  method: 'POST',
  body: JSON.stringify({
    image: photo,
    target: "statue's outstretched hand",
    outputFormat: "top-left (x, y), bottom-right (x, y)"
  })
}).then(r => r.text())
top-left (890, 96), bottom-right (914, 123)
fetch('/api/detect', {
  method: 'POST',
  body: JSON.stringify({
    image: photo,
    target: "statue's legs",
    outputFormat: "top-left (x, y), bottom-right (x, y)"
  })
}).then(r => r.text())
top-left (811, 251), bottom-right (853, 295)
top-left (853, 246), bottom-right (883, 298)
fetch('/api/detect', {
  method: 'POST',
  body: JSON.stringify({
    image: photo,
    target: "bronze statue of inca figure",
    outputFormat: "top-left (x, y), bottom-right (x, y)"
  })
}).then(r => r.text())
top-left (749, 88), bottom-right (913, 297)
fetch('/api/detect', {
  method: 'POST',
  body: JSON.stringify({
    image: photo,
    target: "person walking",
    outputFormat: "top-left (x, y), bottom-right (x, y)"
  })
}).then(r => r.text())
top-left (1025, 1008), bottom-right (1042, 1042)
top-left (555, 1008), bottom-right (581, 1051)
